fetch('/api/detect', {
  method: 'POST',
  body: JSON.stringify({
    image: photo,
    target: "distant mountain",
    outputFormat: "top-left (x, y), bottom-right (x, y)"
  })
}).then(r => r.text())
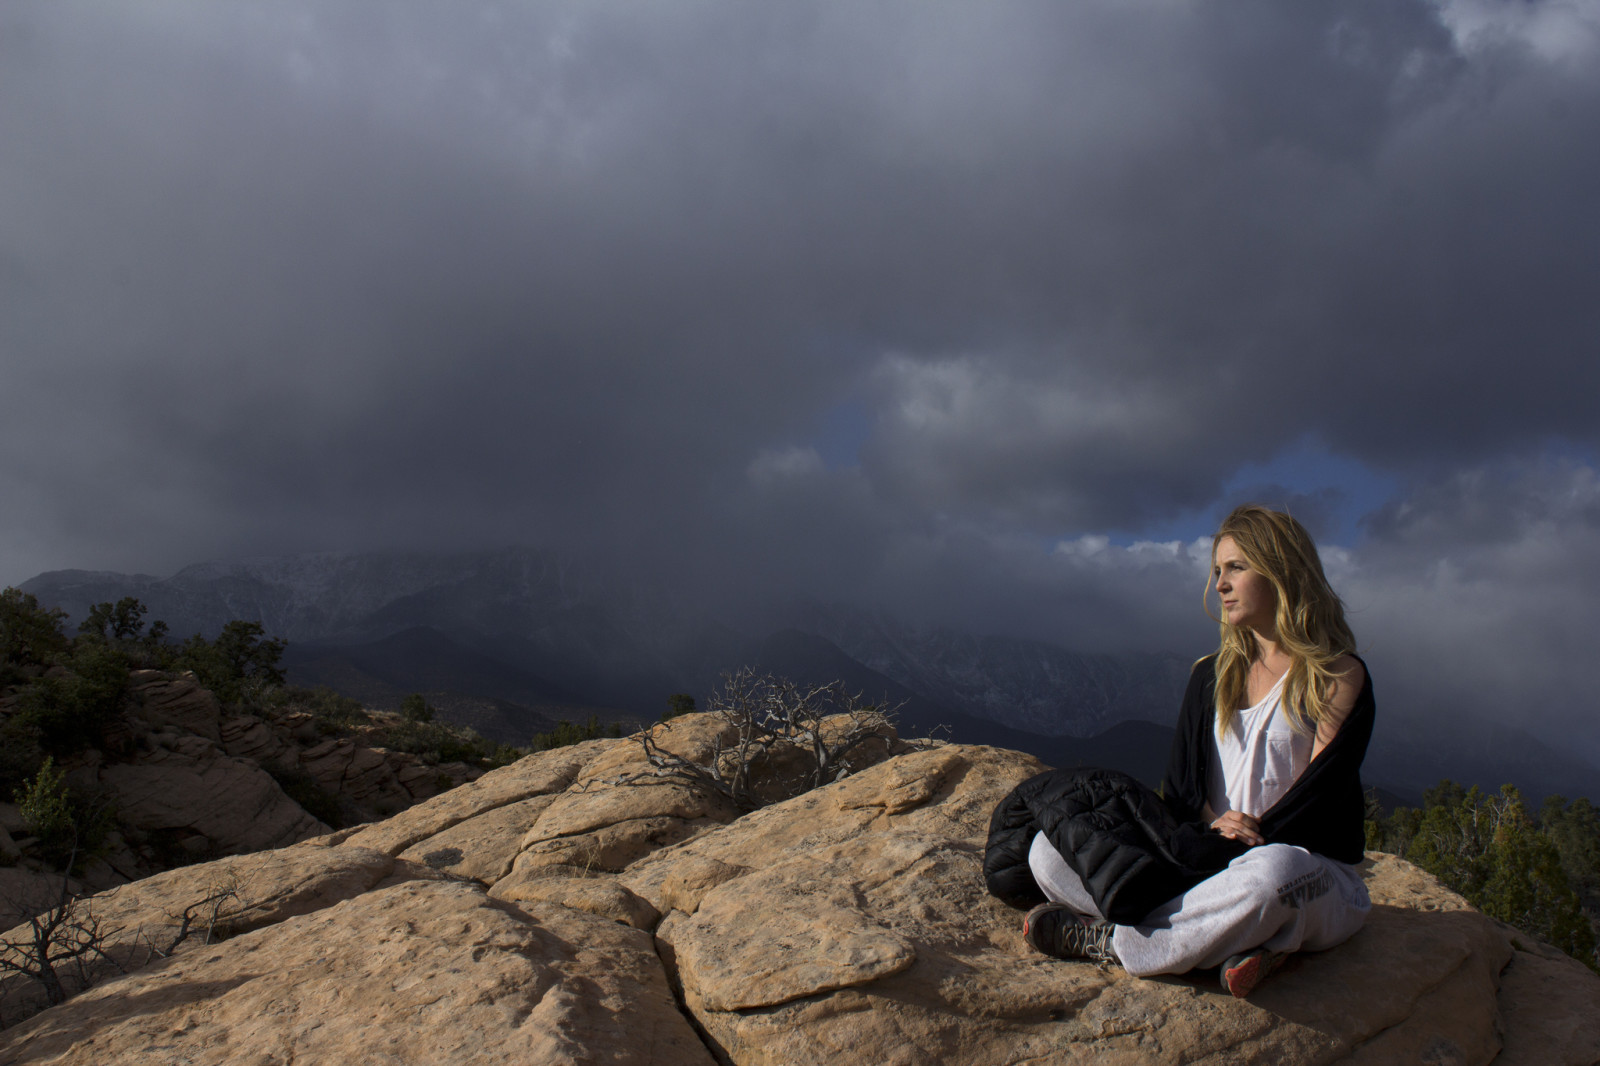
top-left (20, 550), bottom-right (1185, 737)
top-left (282, 626), bottom-right (610, 744)
top-left (782, 602), bottom-right (1194, 738)
top-left (1364, 714), bottom-right (1600, 809)
top-left (18, 548), bottom-right (1600, 803)
top-left (735, 628), bottom-right (1061, 753)
top-left (22, 551), bottom-right (718, 716)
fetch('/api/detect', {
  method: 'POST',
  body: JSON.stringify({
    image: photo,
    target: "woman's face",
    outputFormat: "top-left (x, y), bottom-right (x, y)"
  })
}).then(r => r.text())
top-left (1213, 535), bottom-right (1278, 635)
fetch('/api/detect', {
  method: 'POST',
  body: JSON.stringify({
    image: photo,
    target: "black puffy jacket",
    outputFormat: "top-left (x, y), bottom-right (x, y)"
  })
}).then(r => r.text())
top-left (983, 655), bottom-right (1374, 925)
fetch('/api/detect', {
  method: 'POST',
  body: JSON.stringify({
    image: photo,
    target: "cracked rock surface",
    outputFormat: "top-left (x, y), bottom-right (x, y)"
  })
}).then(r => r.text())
top-left (4, 713), bottom-right (1599, 1064)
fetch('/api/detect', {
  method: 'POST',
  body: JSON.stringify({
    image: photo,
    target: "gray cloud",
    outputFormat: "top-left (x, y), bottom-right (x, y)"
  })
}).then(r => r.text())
top-left (3, 1), bottom-right (1599, 755)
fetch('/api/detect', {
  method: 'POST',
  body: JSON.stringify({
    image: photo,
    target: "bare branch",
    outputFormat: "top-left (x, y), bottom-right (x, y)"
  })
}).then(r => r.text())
top-left (611, 669), bottom-right (904, 813)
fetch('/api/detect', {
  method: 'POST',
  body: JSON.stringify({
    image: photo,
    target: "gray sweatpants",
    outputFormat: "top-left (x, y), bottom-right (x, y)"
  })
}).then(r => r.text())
top-left (1027, 832), bottom-right (1371, 977)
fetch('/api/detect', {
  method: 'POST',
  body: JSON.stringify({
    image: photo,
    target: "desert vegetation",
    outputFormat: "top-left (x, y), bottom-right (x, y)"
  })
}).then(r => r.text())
top-left (0, 590), bottom-right (604, 882)
top-left (0, 855), bottom-right (239, 1022)
top-left (1367, 782), bottom-right (1600, 972)
top-left (625, 667), bottom-right (902, 812)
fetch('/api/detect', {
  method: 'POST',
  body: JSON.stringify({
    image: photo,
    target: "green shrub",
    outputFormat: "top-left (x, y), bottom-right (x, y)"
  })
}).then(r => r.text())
top-left (378, 719), bottom-right (495, 764)
top-left (1369, 780), bottom-right (1598, 972)
top-left (0, 716), bottom-right (46, 796)
top-left (266, 685), bottom-right (370, 733)
top-left (14, 757), bottom-right (115, 872)
top-left (0, 588), bottom-right (70, 685)
top-left (171, 621), bottom-right (286, 703)
top-left (531, 715), bottom-right (621, 752)
top-left (400, 693), bottom-right (435, 723)
top-left (1542, 795), bottom-right (1600, 912)
top-left (16, 757), bottom-right (73, 845)
top-left (367, 717), bottom-right (525, 771)
top-left (10, 641), bottom-right (130, 758)
top-left (78, 597), bottom-right (149, 642)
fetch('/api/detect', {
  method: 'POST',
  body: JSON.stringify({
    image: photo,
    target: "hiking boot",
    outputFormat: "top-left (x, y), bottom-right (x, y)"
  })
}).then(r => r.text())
top-left (1023, 903), bottom-right (1118, 965)
top-left (1220, 948), bottom-right (1287, 997)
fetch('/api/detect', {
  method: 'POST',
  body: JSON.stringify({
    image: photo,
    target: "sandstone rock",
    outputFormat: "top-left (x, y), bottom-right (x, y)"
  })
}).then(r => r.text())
top-left (5, 733), bottom-right (1598, 1065)
top-left (667, 873), bottom-right (919, 1011)
top-left (98, 742), bottom-right (326, 854)
top-left (340, 739), bottom-right (604, 856)
top-left (397, 794), bottom-right (559, 883)
top-left (633, 747), bottom-right (1545, 1066)
top-left (490, 870), bottom-right (661, 930)
top-left (464, 718), bottom-right (749, 884)
top-left (0, 844), bottom-right (397, 1029)
top-left (619, 745), bottom-right (1016, 912)
top-left (528, 776), bottom-right (739, 842)
top-left (0, 880), bottom-right (713, 1065)
top-left (126, 673), bottom-right (222, 744)
top-left (657, 855), bottom-right (750, 915)
top-left (513, 814), bottom-right (725, 876)
top-left (434, 760), bottom-right (483, 787)
top-left (1493, 939), bottom-right (1600, 1065)
top-left (627, 713), bottom-right (743, 768)
top-left (300, 736), bottom-right (398, 800)
top-left (298, 735), bottom-right (413, 809)
top-left (217, 712), bottom-right (296, 766)
top-left (0, 867), bottom-right (86, 922)
top-left (395, 759), bottom-right (445, 800)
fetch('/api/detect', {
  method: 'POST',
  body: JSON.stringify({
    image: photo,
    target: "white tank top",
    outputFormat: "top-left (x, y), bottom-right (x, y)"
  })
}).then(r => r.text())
top-left (1207, 672), bottom-right (1312, 819)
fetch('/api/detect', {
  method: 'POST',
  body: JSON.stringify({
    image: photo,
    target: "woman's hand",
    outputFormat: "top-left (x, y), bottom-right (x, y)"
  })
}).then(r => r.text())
top-left (1210, 809), bottom-right (1264, 846)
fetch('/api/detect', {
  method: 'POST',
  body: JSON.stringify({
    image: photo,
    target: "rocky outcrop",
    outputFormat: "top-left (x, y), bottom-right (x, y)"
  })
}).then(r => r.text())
top-left (98, 735), bottom-right (324, 856)
top-left (4, 715), bottom-right (1598, 1064)
top-left (2, 672), bottom-right (487, 902)
top-left (0, 843), bottom-right (401, 1026)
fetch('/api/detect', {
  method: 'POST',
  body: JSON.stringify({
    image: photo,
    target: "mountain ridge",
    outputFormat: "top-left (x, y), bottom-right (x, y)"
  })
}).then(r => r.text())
top-left (19, 547), bottom-right (1600, 803)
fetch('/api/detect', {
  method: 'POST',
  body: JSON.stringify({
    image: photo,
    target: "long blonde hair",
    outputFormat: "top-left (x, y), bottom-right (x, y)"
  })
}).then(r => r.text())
top-left (1208, 505), bottom-right (1356, 737)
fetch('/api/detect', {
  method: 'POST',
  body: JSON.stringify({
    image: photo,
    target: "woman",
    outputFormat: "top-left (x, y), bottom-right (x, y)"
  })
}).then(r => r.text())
top-left (1018, 505), bottom-right (1375, 997)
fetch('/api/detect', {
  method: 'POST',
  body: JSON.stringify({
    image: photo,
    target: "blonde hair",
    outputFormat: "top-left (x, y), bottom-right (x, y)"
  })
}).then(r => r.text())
top-left (1207, 504), bottom-right (1356, 737)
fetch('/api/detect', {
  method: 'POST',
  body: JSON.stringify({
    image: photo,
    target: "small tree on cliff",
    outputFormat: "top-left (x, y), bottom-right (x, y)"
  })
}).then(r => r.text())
top-left (0, 589), bottom-right (69, 685)
top-left (174, 621), bottom-right (286, 703)
top-left (401, 693), bottom-right (435, 723)
top-left (77, 597), bottom-right (149, 642)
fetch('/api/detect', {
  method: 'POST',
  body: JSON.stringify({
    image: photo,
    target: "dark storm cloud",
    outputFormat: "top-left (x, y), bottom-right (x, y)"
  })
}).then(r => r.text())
top-left (4, 1), bottom-right (1600, 758)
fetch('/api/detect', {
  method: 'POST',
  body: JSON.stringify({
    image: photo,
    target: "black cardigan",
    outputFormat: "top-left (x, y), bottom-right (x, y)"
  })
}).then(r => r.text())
top-left (1162, 654), bottom-right (1375, 866)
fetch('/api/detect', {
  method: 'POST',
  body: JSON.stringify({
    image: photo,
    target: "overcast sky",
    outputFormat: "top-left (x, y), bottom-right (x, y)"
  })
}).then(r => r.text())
top-left (5, 1), bottom-right (1599, 758)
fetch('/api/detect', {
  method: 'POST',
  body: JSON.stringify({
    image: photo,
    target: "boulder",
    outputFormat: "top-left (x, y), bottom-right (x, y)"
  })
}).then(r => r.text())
top-left (0, 824), bottom-right (20, 863)
top-left (339, 739), bottom-right (604, 856)
top-left (397, 794), bottom-right (559, 882)
top-left (217, 712), bottom-right (296, 766)
top-left (0, 880), bottom-right (712, 1066)
top-left (3, 728), bottom-right (1598, 1064)
top-left (1489, 922), bottom-right (1600, 1065)
top-left (0, 867), bottom-right (87, 923)
top-left (0, 843), bottom-right (397, 1027)
top-left (126, 672), bottom-right (222, 744)
top-left (490, 870), bottom-right (661, 930)
top-left (98, 739), bottom-right (327, 854)
top-left (297, 737), bottom-right (410, 808)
